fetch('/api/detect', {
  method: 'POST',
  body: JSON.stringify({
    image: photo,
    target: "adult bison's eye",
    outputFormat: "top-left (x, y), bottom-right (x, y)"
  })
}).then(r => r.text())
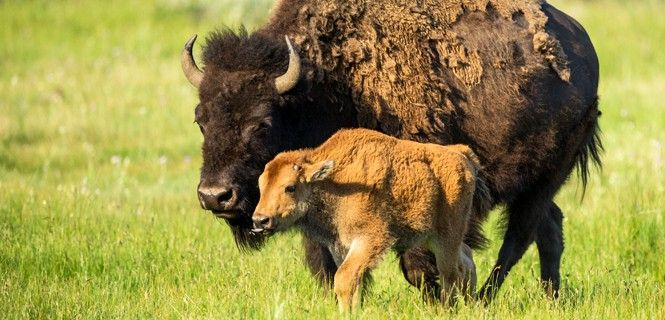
top-left (258, 121), bottom-right (271, 131)
top-left (284, 185), bottom-right (296, 193)
top-left (252, 121), bottom-right (271, 135)
top-left (243, 120), bottom-right (271, 140)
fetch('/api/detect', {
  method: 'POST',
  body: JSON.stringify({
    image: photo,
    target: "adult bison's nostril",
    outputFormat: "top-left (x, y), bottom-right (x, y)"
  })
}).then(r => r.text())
top-left (217, 189), bottom-right (234, 203)
top-left (198, 186), bottom-right (238, 211)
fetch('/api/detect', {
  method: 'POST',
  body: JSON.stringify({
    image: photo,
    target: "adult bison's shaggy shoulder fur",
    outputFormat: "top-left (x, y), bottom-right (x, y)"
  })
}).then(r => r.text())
top-left (183, 0), bottom-right (601, 301)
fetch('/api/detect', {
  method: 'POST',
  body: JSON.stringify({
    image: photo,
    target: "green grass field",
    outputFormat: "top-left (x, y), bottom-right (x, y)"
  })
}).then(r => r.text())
top-left (1, 0), bottom-right (664, 318)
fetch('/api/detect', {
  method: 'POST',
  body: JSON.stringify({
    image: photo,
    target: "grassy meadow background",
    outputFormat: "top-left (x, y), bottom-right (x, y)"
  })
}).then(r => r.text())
top-left (1, 0), bottom-right (663, 318)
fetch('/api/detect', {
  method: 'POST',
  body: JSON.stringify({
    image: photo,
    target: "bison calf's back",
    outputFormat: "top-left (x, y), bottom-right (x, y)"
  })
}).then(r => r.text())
top-left (252, 129), bottom-right (487, 310)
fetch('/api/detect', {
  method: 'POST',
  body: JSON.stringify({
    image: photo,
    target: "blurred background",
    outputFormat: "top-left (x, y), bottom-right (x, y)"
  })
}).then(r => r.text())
top-left (1, 0), bottom-right (663, 318)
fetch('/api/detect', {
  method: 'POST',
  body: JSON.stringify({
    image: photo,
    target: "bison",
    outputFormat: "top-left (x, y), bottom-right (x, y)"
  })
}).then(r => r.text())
top-left (251, 129), bottom-right (487, 310)
top-left (182, 0), bottom-right (601, 301)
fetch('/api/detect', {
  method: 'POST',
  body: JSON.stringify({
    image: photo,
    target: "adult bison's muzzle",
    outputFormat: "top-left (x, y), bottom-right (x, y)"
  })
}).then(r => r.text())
top-left (197, 184), bottom-right (238, 214)
top-left (196, 178), bottom-right (254, 220)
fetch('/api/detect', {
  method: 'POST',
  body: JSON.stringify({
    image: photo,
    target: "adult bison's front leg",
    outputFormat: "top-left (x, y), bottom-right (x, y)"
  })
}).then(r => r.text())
top-left (399, 246), bottom-right (441, 302)
top-left (302, 236), bottom-right (338, 289)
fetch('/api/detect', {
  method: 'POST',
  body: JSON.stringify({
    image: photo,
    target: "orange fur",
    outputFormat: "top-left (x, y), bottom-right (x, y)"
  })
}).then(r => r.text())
top-left (254, 128), bottom-right (483, 310)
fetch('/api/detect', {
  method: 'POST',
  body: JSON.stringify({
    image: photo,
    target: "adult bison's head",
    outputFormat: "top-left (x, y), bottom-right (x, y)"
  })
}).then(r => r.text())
top-left (181, 29), bottom-right (303, 250)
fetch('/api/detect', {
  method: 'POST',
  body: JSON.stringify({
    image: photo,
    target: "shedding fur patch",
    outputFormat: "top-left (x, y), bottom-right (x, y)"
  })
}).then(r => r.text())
top-left (267, 0), bottom-right (570, 137)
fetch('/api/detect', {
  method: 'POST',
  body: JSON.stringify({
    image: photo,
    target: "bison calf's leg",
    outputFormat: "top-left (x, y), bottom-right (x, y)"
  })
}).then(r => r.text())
top-left (535, 202), bottom-right (564, 299)
top-left (459, 243), bottom-right (477, 299)
top-left (303, 236), bottom-right (338, 289)
top-left (334, 239), bottom-right (386, 312)
top-left (428, 238), bottom-right (464, 306)
top-left (399, 247), bottom-right (441, 302)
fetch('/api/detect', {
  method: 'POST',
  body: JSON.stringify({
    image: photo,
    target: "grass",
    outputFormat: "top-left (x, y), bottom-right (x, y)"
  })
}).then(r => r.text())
top-left (1, 0), bottom-right (664, 318)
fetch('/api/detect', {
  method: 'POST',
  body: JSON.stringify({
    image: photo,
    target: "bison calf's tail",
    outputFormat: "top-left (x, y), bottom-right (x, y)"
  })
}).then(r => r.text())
top-left (465, 171), bottom-right (492, 250)
top-left (456, 147), bottom-right (492, 250)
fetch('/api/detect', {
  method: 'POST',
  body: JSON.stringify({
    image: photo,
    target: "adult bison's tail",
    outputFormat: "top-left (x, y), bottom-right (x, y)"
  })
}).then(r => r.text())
top-left (575, 98), bottom-right (603, 194)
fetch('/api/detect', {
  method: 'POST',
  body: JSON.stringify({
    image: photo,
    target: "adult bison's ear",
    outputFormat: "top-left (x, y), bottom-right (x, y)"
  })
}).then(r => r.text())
top-left (305, 160), bottom-right (334, 182)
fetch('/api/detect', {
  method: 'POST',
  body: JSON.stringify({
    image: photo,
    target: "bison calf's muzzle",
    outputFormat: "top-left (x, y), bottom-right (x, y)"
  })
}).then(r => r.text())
top-left (251, 214), bottom-right (275, 233)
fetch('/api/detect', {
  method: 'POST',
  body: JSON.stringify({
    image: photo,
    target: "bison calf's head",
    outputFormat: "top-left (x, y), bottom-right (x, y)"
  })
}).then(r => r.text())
top-left (252, 152), bottom-right (334, 234)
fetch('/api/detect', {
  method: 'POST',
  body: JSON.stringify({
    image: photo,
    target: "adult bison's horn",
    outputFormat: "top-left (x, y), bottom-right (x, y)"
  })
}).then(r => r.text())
top-left (181, 35), bottom-right (203, 88)
top-left (274, 36), bottom-right (301, 94)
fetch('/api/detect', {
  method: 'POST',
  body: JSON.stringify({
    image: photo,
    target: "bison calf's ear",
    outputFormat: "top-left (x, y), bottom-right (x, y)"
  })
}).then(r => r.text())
top-left (306, 160), bottom-right (334, 182)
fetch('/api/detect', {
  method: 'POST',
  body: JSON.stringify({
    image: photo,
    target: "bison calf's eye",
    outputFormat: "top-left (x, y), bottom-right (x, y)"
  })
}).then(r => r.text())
top-left (285, 185), bottom-right (296, 193)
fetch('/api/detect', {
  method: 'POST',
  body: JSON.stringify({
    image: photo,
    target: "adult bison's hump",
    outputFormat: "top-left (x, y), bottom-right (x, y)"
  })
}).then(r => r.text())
top-left (267, 0), bottom-right (596, 200)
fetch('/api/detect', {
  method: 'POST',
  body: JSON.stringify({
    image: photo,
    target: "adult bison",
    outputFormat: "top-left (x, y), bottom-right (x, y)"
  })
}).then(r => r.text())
top-left (182, 0), bottom-right (601, 301)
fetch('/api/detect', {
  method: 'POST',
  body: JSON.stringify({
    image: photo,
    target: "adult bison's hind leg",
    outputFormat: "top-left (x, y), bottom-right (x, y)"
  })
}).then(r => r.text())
top-left (303, 236), bottom-right (338, 289)
top-left (399, 246), bottom-right (441, 302)
top-left (535, 202), bottom-right (564, 299)
top-left (478, 193), bottom-right (550, 302)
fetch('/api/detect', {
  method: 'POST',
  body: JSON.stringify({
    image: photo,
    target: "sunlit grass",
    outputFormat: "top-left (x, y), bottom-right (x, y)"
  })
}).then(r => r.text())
top-left (1, 0), bottom-right (663, 318)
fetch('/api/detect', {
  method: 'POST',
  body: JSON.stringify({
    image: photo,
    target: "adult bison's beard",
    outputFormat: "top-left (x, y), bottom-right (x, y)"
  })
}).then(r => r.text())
top-left (222, 195), bottom-right (267, 251)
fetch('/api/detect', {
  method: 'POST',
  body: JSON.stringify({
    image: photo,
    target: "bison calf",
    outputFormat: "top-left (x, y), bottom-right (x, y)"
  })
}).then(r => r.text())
top-left (252, 128), bottom-right (488, 310)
